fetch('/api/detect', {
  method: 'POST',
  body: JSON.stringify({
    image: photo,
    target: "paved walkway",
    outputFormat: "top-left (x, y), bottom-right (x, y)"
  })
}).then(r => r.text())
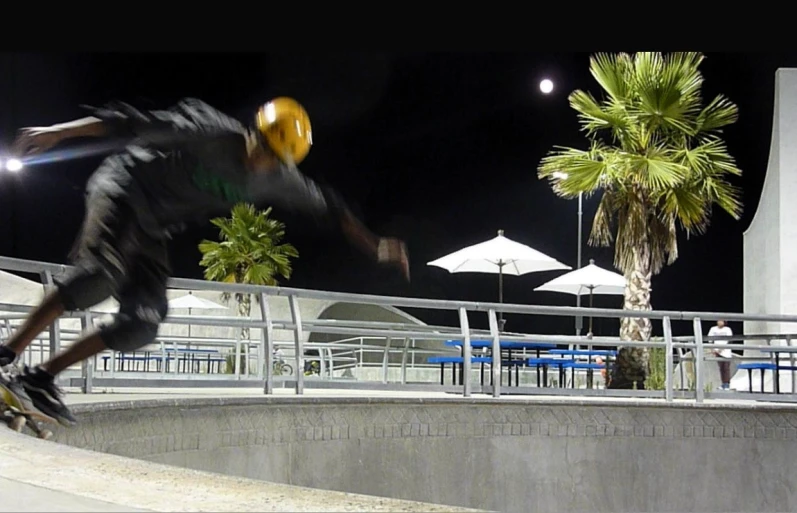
top-left (0, 477), bottom-right (150, 512)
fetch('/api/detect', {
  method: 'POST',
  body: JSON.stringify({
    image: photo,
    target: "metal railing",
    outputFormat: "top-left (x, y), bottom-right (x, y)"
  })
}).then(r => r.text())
top-left (3, 255), bottom-right (797, 404)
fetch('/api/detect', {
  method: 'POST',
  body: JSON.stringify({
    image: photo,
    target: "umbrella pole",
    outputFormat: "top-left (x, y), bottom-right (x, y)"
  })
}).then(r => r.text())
top-left (498, 263), bottom-right (504, 330)
top-left (588, 290), bottom-right (594, 335)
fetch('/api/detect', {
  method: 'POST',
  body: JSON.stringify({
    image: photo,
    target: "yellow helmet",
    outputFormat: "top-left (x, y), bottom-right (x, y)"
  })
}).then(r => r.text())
top-left (255, 97), bottom-right (313, 165)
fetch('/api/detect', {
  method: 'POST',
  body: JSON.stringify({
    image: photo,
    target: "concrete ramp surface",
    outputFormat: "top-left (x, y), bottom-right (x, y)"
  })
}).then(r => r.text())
top-left (27, 396), bottom-right (797, 512)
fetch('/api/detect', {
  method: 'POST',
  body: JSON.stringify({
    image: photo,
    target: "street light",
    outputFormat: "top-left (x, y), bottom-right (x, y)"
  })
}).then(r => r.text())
top-left (0, 158), bottom-right (24, 172)
top-left (5, 158), bottom-right (22, 172)
top-left (552, 171), bottom-right (584, 335)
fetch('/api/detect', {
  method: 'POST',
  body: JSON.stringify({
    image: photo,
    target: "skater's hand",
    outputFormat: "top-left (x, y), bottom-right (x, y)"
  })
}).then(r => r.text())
top-left (377, 237), bottom-right (410, 282)
top-left (11, 126), bottom-right (64, 156)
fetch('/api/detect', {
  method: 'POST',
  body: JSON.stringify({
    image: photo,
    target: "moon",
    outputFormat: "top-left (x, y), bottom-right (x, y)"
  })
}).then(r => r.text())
top-left (540, 79), bottom-right (554, 94)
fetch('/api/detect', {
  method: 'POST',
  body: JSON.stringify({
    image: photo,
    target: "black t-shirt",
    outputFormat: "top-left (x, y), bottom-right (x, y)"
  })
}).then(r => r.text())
top-left (84, 98), bottom-right (342, 237)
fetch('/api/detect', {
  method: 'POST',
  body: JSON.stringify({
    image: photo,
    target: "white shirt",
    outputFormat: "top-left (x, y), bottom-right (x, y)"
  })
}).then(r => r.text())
top-left (708, 326), bottom-right (733, 358)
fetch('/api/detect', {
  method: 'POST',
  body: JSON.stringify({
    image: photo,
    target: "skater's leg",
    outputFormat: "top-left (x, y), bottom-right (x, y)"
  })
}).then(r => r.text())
top-left (1, 291), bottom-right (66, 359)
top-left (1, 169), bottom-right (137, 366)
top-left (0, 269), bottom-right (119, 367)
top-left (20, 242), bottom-right (169, 426)
top-left (41, 332), bottom-right (107, 376)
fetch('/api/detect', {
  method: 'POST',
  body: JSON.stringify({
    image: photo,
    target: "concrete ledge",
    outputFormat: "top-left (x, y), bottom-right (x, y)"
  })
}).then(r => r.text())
top-left (50, 393), bottom-right (797, 512)
top-left (67, 393), bottom-right (797, 415)
top-left (5, 393), bottom-right (797, 512)
top-left (0, 424), bottom-right (484, 512)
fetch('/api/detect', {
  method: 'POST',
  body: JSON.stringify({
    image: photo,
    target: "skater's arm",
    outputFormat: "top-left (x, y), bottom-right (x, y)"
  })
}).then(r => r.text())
top-left (248, 166), bottom-right (410, 280)
top-left (12, 98), bottom-right (240, 157)
top-left (340, 209), bottom-right (410, 280)
top-left (49, 117), bottom-right (108, 138)
top-left (81, 97), bottom-right (245, 146)
top-left (11, 117), bottom-right (108, 156)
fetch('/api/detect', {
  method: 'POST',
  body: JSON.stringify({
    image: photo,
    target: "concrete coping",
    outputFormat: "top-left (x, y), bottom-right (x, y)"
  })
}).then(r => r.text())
top-left (68, 394), bottom-right (797, 416)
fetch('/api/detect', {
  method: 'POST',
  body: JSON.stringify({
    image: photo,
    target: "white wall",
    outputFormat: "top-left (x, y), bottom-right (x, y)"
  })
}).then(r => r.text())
top-left (744, 68), bottom-right (797, 339)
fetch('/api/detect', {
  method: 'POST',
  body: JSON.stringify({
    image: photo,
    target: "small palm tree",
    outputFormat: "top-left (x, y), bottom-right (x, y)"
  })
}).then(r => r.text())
top-left (198, 202), bottom-right (299, 373)
top-left (538, 52), bottom-right (743, 388)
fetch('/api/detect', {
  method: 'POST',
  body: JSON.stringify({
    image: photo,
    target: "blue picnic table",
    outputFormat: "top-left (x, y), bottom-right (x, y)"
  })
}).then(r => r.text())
top-left (548, 349), bottom-right (617, 388)
top-left (444, 340), bottom-right (557, 386)
top-left (755, 347), bottom-right (797, 394)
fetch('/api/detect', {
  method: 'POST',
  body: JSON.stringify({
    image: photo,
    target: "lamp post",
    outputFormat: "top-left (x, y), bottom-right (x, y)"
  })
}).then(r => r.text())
top-left (552, 171), bottom-right (584, 335)
top-left (1, 158), bottom-right (25, 258)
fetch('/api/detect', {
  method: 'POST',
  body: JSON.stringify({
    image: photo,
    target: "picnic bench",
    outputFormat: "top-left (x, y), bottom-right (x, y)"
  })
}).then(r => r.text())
top-left (101, 347), bottom-right (225, 374)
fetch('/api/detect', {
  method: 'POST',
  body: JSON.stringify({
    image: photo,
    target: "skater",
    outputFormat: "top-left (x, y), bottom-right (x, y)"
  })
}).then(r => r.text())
top-left (0, 96), bottom-right (410, 425)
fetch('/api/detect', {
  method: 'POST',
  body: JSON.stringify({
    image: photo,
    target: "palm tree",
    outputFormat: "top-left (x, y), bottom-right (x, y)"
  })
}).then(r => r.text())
top-left (198, 202), bottom-right (299, 373)
top-left (537, 52), bottom-right (743, 389)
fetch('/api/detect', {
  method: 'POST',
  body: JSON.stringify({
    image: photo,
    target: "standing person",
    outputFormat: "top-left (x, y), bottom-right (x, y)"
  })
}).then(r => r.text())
top-left (709, 319), bottom-right (734, 390)
top-left (0, 97), bottom-right (409, 425)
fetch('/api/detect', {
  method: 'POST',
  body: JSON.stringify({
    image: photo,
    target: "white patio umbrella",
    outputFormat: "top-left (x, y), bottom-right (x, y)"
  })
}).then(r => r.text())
top-left (169, 292), bottom-right (227, 311)
top-left (168, 292), bottom-right (226, 342)
top-left (534, 259), bottom-right (626, 334)
top-left (428, 229), bottom-right (571, 327)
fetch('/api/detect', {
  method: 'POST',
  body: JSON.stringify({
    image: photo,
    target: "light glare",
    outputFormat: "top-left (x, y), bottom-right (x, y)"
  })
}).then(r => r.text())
top-left (5, 158), bottom-right (22, 172)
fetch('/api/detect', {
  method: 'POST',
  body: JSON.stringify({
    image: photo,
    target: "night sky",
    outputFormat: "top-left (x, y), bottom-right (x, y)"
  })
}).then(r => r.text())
top-left (0, 52), bottom-right (794, 337)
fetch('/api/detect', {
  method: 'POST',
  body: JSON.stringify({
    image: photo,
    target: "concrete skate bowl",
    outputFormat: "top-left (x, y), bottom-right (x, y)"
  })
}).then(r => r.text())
top-left (46, 397), bottom-right (797, 512)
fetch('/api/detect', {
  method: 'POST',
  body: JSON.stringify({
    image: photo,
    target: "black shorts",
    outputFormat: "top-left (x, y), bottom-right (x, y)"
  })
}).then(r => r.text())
top-left (56, 165), bottom-right (170, 314)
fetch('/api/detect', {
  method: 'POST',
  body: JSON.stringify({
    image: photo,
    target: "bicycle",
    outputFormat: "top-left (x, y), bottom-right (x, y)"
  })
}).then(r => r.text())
top-left (273, 359), bottom-right (293, 376)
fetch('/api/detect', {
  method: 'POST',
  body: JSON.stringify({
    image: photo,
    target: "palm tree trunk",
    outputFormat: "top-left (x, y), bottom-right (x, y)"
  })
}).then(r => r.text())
top-left (609, 246), bottom-right (652, 389)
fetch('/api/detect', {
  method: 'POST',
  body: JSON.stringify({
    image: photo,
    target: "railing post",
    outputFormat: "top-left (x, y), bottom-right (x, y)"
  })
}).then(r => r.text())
top-left (326, 347), bottom-right (335, 375)
top-left (288, 294), bottom-right (305, 395)
top-left (80, 312), bottom-right (93, 394)
top-left (459, 307), bottom-right (472, 397)
top-left (381, 337), bottom-right (392, 384)
top-left (259, 293), bottom-right (274, 394)
top-left (488, 308), bottom-right (501, 398)
top-left (787, 335), bottom-right (796, 395)
top-left (40, 271), bottom-right (61, 359)
top-left (400, 338), bottom-right (409, 384)
top-left (234, 330), bottom-right (241, 379)
top-left (663, 316), bottom-right (674, 403)
top-left (159, 340), bottom-right (166, 378)
top-left (677, 348), bottom-right (686, 390)
top-left (693, 317), bottom-right (705, 403)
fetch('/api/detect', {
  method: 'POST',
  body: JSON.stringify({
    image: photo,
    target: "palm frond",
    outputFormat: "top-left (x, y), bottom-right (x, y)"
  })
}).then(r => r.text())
top-left (198, 202), bottom-right (299, 287)
top-left (647, 213), bottom-right (678, 271)
top-left (629, 52), bottom-right (702, 135)
top-left (660, 186), bottom-right (710, 236)
top-left (697, 94), bottom-right (738, 133)
top-left (538, 145), bottom-right (609, 198)
top-left (630, 146), bottom-right (689, 190)
top-left (589, 53), bottom-right (633, 102)
top-left (569, 90), bottom-right (623, 134)
top-left (589, 192), bottom-right (617, 247)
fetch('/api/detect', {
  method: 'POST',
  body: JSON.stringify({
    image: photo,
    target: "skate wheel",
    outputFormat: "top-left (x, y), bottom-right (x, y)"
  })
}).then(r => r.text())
top-left (9, 415), bottom-right (25, 432)
top-left (38, 429), bottom-right (53, 440)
